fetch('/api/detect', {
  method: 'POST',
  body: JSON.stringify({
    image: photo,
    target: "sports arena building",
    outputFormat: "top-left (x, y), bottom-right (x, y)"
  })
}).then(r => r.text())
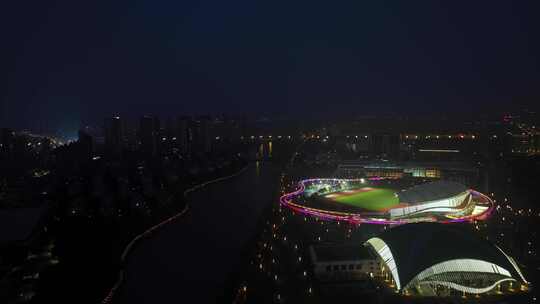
top-left (364, 223), bottom-right (529, 297)
top-left (390, 180), bottom-right (473, 218)
top-left (336, 160), bottom-right (480, 187)
top-left (280, 178), bottom-right (493, 225)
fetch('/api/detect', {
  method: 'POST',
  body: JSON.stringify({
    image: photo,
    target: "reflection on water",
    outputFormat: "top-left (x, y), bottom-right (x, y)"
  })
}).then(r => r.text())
top-left (253, 141), bottom-right (274, 159)
top-left (256, 161), bottom-right (260, 177)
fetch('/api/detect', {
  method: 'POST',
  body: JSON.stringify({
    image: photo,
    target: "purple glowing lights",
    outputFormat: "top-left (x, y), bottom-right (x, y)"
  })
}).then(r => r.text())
top-left (279, 178), bottom-right (494, 225)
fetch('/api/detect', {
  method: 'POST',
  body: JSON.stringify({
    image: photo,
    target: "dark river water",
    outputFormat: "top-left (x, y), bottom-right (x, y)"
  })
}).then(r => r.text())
top-left (118, 162), bottom-right (280, 304)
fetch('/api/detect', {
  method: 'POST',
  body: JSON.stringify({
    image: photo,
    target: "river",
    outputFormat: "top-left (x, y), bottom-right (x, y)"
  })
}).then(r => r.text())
top-left (117, 162), bottom-right (280, 303)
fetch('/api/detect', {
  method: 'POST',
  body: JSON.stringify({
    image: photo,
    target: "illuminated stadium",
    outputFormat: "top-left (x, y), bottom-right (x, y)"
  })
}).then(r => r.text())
top-left (364, 223), bottom-right (529, 297)
top-left (279, 178), bottom-right (493, 224)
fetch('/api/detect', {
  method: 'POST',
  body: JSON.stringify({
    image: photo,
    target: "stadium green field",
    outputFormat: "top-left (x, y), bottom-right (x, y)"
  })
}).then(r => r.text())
top-left (329, 188), bottom-right (399, 211)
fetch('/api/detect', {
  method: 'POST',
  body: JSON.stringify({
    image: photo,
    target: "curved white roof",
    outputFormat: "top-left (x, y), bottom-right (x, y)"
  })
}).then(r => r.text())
top-left (397, 180), bottom-right (467, 204)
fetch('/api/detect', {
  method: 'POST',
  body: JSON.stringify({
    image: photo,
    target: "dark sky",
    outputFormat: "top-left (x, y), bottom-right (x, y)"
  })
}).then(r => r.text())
top-left (1, 1), bottom-right (540, 132)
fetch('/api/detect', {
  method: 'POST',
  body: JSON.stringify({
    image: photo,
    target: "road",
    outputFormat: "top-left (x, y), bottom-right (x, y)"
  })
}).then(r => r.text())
top-left (117, 162), bottom-right (280, 303)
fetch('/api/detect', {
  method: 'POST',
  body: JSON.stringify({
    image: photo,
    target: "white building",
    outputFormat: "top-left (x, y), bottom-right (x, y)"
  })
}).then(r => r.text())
top-left (310, 244), bottom-right (381, 282)
top-left (390, 180), bottom-right (472, 218)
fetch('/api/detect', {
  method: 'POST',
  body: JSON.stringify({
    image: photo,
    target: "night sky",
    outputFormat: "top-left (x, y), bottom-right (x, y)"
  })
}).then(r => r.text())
top-left (1, 1), bottom-right (540, 132)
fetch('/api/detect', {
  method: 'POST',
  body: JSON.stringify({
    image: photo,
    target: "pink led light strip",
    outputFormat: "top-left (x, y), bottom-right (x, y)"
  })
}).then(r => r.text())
top-left (279, 178), bottom-right (494, 225)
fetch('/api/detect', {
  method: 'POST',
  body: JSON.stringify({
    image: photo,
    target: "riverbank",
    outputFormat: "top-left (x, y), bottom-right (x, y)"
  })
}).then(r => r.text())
top-left (117, 162), bottom-right (281, 304)
top-left (102, 164), bottom-right (249, 303)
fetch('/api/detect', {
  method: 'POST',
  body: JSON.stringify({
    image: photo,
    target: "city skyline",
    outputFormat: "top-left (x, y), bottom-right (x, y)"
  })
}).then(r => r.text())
top-left (2, 1), bottom-right (540, 303)
top-left (2, 1), bottom-right (540, 130)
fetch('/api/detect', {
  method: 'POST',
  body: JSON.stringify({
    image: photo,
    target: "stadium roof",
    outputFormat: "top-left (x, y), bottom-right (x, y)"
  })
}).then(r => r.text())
top-left (397, 180), bottom-right (467, 203)
top-left (365, 223), bottom-right (525, 290)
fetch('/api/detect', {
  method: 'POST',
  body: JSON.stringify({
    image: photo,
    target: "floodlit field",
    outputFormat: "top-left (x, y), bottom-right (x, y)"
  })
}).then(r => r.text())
top-left (281, 178), bottom-right (494, 225)
top-left (327, 188), bottom-right (399, 211)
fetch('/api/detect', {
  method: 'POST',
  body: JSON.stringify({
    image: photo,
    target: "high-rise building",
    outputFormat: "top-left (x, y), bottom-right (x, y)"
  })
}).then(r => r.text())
top-left (176, 116), bottom-right (191, 154)
top-left (165, 117), bottom-right (175, 139)
top-left (77, 129), bottom-right (94, 161)
top-left (0, 128), bottom-right (14, 156)
top-left (104, 116), bottom-right (123, 156)
top-left (156, 117), bottom-right (175, 154)
top-left (139, 115), bottom-right (160, 156)
top-left (369, 134), bottom-right (399, 160)
top-left (122, 119), bottom-right (137, 151)
top-left (189, 116), bottom-right (212, 153)
top-left (198, 115), bottom-right (212, 153)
